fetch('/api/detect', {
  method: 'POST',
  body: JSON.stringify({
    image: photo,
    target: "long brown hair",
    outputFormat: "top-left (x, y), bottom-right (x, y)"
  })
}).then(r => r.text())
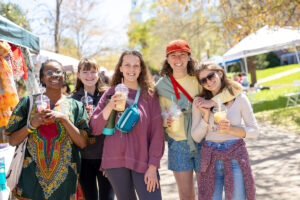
top-left (159, 54), bottom-right (197, 77)
top-left (73, 58), bottom-right (106, 93)
top-left (196, 61), bottom-right (234, 99)
top-left (110, 50), bottom-right (155, 93)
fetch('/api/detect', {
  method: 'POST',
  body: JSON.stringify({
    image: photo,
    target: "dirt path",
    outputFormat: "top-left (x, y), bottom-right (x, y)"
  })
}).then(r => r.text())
top-left (159, 122), bottom-right (300, 200)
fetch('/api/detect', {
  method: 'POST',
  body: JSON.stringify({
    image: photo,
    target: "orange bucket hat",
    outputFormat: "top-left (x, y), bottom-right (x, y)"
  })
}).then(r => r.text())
top-left (166, 40), bottom-right (191, 56)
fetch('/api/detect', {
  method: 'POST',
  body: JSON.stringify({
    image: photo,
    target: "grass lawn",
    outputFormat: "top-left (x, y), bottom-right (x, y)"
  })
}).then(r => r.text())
top-left (261, 71), bottom-right (300, 86)
top-left (250, 87), bottom-right (291, 112)
top-left (255, 106), bottom-right (300, 134)
top-left (255, 64), bottom-right (299, 80)
top-left (249, 80), bottom-right (300, 133)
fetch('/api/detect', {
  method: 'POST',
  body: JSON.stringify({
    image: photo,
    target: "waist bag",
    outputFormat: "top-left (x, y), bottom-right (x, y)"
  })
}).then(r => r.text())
top-left (115, 87), bottom-right (140, 133)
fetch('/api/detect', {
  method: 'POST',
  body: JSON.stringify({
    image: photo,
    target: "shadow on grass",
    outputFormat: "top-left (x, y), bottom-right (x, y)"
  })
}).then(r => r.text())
top-left (253, 96), bottom-right (287, 113)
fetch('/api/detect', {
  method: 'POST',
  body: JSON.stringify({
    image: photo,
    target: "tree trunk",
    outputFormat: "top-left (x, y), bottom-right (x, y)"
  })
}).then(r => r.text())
top-left (54, 0), bottom-right (63, 53)
top-left (248, 56), bottom-right (257, 85)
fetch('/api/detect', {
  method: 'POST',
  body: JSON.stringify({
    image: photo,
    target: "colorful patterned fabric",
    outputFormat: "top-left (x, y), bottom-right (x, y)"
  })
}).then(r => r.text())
top-left (9, 44), bottom-right (27, 80)
top-left (167, 137), bottom-right (202, 172)
top-left (5, 95), bottom-right (91, 200)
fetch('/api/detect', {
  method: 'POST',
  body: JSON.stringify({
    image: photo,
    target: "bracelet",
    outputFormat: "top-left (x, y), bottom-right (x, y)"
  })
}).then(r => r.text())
top-left (28, 121), bottom-right (37, 130)
top-left (27, 123), bottom-right (35, 133)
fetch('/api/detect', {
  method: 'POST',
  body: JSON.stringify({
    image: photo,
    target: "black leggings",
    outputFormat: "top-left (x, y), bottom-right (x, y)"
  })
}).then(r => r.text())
top-left (105, 167), bottom-right (162, 200)
top-left (79, 159), bottom-right (114, 200)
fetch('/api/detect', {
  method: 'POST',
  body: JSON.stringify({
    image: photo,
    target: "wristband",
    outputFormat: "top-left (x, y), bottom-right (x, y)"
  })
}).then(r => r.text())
top-left (28, 121), bottom-right (37, 130)
top-left (27, 123), bottom-right (35, 133)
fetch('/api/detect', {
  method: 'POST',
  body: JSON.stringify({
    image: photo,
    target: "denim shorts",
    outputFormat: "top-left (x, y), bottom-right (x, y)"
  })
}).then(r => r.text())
top-left (206, 139), bottom-right (238, 150)
top-left (168, 137), bottom-right (202, 172)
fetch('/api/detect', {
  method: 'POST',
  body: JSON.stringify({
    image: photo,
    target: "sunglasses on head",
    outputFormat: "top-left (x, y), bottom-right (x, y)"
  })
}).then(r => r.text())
top-left (199, 72), bottom-right (216, 85)
top-left (45, 69), bottom-right (63, 76)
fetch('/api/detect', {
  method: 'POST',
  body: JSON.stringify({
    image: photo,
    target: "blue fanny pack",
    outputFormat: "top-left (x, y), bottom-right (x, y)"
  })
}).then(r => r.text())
top-left (115, 87), bottom-right (140, 133)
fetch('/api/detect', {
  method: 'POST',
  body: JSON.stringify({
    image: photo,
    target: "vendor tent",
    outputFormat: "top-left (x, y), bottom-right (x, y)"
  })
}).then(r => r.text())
top-left (209, 55), bottom-right (241, 66)
top-left (34, 50), bottom-right (79, 73)
top-left (223, 26), bottom-right (300, 74)
top-left (0, 16), bottom-right (39, 53)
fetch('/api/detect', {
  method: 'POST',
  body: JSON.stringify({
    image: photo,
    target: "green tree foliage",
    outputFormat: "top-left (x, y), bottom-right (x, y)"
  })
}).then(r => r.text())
top-left (218, 0), bottom-right (299, 46)
top-left (128, 1), bottom-right (226, 71)
top-left (157, 0), bottom-right (299, 83)
top-left (0, 3), bottom-right (31, 31)
top-left (255, 52), bottom-right (280, 69)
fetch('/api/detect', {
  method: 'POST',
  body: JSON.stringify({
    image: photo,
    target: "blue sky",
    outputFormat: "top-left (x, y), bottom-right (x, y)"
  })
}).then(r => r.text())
top-left (3, 0), bottom-right (134, 52)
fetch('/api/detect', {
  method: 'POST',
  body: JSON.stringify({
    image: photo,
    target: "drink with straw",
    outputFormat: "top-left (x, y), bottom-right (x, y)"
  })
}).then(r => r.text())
top-left (36, 95), bottom-right (50, 113)
top-left (114, 83), bottom-right (128, 111)
top-left (214, 99), bottom-right (227, 132)
top-left (81, 93), bottom-right (94, 115)
top-left (169, 95), bottom-right (181, 132)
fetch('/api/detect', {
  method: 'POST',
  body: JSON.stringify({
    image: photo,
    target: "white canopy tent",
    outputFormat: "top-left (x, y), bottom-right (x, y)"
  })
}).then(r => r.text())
top-left (32, 50), bottom-right (79, 73)
top-left (222, 26), bottom-right (300, 75)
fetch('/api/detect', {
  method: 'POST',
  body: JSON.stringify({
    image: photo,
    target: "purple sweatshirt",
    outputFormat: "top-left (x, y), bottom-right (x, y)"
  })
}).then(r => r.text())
top-left (199, 139), bottom-right (256, 200)
top-left (90, 86), bottom-right (165, 173)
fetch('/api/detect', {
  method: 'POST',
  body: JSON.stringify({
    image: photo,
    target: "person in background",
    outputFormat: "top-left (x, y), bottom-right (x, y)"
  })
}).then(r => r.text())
top-left (62, 82), bottom-right (71, 96)
top-left (70, 58), bottom-right (114, 200)
top-left (90, 50), bottom-right (165, 200)
top-left (237, 73), bottom-right (244, 84)
top-left (5, 59), bottom-right (90, 199)
top-left (156, 40), bottom-right (242, 200)
top-left (191, 61), bottom-right (258, 200)
top-left (232, 73), bottom-right (239, 82)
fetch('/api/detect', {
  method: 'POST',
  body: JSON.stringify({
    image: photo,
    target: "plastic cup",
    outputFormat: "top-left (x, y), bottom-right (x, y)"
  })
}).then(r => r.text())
top-left (114, 84), bottom-right (128, 111)
top-left (36, 95), bottom-right (50, 112)
top-left (81, 95), bottom-right (94, 114)
top-left (214, 111), bottom-right (227, 122)
top-left (169, 111), bottom-right (181, 132)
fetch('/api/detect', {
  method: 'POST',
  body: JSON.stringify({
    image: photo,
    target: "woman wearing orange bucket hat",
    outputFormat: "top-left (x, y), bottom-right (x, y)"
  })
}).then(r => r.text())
top-left (156, 40), bottom-right (242, 199)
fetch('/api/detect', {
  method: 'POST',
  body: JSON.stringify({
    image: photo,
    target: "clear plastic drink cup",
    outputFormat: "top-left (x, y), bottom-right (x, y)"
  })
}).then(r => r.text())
top-left (35, 95), bottom-right (50, 112)
top-left (161, 110), bottom-right (169, 127)
top-left (81, 95), bottom-right (94, 114)
top-left (114, 83), bottom-right (129, 111)
top-left (169, 110), bottom-right (181, 132)
top-left (214, 111), bottom-right (227, 122)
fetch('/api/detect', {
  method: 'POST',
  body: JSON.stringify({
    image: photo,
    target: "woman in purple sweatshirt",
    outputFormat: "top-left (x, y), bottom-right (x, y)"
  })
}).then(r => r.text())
top-left (90, 50), bottom-right (165, 200)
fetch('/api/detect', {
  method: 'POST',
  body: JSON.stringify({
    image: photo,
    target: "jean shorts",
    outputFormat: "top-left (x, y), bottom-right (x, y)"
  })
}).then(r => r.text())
top-left (168, 137), bottom-right (202, 172)
top-left (205, 139), bottom-right (238, 150)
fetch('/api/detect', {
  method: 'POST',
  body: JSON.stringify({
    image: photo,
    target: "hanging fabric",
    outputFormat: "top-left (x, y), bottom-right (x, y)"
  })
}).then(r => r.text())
top-left (0, 41), bottom-right (19, 127)
top-left (9, 44), bottom-right (27, 80)
top-left (21, 47), bottom-right (40, 95)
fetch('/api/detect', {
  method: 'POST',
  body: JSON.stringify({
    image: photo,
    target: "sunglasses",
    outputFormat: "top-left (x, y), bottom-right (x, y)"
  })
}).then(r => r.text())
top-left (198, 72), bottom-right (216, 85)
top-left (45, 69), bottom-right (63, 76)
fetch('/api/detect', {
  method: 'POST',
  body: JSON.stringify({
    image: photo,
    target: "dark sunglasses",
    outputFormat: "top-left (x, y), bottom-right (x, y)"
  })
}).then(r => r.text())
top-left (198, 72), bottom-right (216, 85)
top-left (45, 69), bottom-right (63, 76)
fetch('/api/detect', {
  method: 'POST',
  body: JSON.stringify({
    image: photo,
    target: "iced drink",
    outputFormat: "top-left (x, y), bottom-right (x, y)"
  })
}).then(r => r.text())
top-left (214, 111), bottom-right (227, 132)
top-left (115, 92), bottom-right (127, 111)
top-left (170, 116), bottom-right (180, 132)
top-left (214, 111), bottom-right (227, 122)
top-left (169, 110), bottom-right (181, 132)
top-left (81, 95), bottom-right (94, 114)
top-left (115, 83), bottom-right (128, 112)
top-left (36, 95), bottom-right (50, 112)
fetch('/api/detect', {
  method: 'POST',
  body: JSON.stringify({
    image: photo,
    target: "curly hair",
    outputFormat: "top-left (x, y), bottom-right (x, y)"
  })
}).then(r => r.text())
top-left (73, 57), bottom-right (106, 93)
top-left (39, 59), bottom-right (63, 87)
top-left (110, 50), bottom-right (155, 94)
top-left (159, 55), bottom-right (197, 77)
top-left (196, 61), bottom-right (234, 99)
